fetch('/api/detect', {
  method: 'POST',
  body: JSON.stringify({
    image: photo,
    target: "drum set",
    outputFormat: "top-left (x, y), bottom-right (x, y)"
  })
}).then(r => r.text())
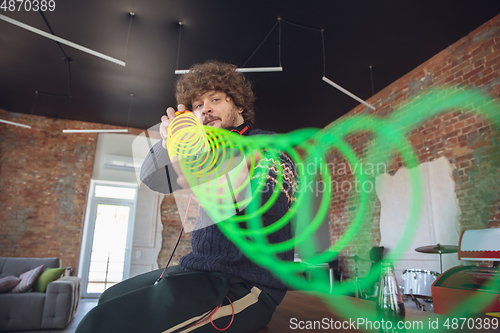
top-left (340, 244), bottom-right (458, 312)
top-left (402, 244), bottom-right (458, 311)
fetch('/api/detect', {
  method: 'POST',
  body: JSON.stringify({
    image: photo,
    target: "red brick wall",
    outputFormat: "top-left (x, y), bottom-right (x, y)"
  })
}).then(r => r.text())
top-left (0, 110), bottom-right (140, 273)
top-left (327, 14), bottom-right (500, 275)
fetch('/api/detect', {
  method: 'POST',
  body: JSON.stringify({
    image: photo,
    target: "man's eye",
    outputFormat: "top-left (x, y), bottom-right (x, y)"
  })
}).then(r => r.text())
top-left (212, 98), bottom-right (220, 102)
top-left (195, 104), bottom-right (203, 108)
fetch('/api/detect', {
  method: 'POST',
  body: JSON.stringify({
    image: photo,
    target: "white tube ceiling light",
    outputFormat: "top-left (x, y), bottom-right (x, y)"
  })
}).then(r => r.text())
top-left (0, 119), bottom-right (32, 129)
top-left (62, 129), bottom-right (129, 133)
top-left (175, 67), bottom-right (283, 74)
top-left (322, 77), bottom-right (376, 110)
top-left (0, 14), bottom-right (126, 66)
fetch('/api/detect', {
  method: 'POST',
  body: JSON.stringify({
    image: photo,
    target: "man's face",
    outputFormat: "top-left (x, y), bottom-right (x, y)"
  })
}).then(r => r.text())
top-left (192, 91), bottom-right (244, 129)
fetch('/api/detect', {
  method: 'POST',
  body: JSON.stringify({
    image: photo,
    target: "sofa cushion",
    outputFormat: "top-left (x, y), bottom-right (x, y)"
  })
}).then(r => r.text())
top-left (0, 257), bottom-right (60, 278)
top-left (11, 265), bottom-right (44, 293)
top-left (0, 292), bottom-right (46, 331)
top-left (33, 267), bottom-right (66, 293)
top-left (0, 276), bottom-right (20, 293)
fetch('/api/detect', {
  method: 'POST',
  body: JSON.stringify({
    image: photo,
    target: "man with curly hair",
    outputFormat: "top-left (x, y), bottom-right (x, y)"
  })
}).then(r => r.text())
top-left (76, 61), bottom-right (296, 333)
top-left (175, 61), bottom-right (255, 126)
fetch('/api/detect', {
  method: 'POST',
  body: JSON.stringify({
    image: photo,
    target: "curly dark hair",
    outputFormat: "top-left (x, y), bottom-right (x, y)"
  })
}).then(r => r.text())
top-left (175, 61), bottom-right (255, 123)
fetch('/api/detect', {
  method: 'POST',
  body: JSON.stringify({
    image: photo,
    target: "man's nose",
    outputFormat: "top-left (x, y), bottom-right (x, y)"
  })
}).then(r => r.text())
top-left (201, 104), bottom-right (212, 114)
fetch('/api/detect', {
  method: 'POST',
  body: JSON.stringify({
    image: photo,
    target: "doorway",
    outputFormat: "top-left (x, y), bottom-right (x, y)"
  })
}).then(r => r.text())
top-left (79, 181), bottom-right (137, 298)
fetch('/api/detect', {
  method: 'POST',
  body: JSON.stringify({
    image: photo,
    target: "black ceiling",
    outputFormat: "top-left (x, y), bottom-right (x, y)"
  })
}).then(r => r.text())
top-left (1, 0), bottom-right (500, 133)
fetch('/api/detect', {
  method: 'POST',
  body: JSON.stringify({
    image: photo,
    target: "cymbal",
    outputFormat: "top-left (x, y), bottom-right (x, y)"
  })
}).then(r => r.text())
top-left (415, 244), bottom-right (458, 254)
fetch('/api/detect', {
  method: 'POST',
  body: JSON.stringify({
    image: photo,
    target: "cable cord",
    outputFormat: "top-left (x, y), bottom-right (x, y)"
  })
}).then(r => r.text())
top-left (154, 194), bottom-right (193, 284)
top-left (210, 297), bottom-right (235, 331)
top-left (38, 10), bottom-right (73, 98)
top-left (242, 20), bottom-right (280, 68)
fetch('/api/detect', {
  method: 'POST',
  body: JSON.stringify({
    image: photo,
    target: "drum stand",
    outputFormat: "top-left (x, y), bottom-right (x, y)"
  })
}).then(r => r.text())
top-left (437, 249), bottom-right (447, 274)
top-left (339, 255), bottom-right (364, 298)
top-left (409, 290), bottom-right (425, 311)
top-left (340, 254), bottom-right (376, 298)
top-left (352, 256), bottom-right (364, 299)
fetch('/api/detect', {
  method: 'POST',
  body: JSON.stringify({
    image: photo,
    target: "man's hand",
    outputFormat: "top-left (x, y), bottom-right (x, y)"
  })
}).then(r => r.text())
top-left (160, 104), bottom-right (203, 149)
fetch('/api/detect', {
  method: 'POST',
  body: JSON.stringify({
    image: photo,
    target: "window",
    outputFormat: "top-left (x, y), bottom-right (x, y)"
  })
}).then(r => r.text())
top-left (79, 181), bottom-right (137, 297)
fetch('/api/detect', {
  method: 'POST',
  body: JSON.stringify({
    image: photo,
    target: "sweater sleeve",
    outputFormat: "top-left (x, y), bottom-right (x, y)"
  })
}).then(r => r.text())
top-left (139, 140), bottom-right (182, 194)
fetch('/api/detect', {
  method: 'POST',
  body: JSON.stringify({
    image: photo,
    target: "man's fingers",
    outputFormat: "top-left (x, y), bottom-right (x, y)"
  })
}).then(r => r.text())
top-left (166, 107), bottom-right (176, 119)
top-left (160, 116), bottom-right (170, 139)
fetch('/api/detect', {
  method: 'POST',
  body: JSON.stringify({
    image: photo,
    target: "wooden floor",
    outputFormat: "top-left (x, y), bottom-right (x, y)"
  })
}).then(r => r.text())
top-left (253, 291), bottom-right (498, 333)
top-left (254, 291), bottom-right (377, 333)
top-left (254, 291), bottom-right (336, 333)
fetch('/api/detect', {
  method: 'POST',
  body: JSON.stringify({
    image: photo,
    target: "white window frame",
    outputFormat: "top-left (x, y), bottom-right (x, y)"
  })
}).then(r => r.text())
top-left (78, 180), bottom-right (138, 298)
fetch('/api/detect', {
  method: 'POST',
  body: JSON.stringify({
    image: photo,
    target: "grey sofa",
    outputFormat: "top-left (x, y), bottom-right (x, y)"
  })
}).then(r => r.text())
top-left (0, 257), bottom-right (81, 331)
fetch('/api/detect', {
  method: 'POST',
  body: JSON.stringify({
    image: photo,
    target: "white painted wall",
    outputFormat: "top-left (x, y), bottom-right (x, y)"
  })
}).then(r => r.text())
top-left (376, 156), bottom-right (461, 286)
top-left (91, 133), bottom-right (163, 278)
top-left (92, 133), bottom-right (141, 184)
top-left (130, 183), bottom-right (163, 276)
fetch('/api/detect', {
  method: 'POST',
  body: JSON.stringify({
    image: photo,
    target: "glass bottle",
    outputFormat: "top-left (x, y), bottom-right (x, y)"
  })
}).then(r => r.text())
top-left (376, 262), bottom-right (406, 333)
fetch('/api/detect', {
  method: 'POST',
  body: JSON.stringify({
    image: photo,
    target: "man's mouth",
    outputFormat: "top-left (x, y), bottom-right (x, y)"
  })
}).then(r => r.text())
top-left (204, 118), bottom-right (219, 125)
